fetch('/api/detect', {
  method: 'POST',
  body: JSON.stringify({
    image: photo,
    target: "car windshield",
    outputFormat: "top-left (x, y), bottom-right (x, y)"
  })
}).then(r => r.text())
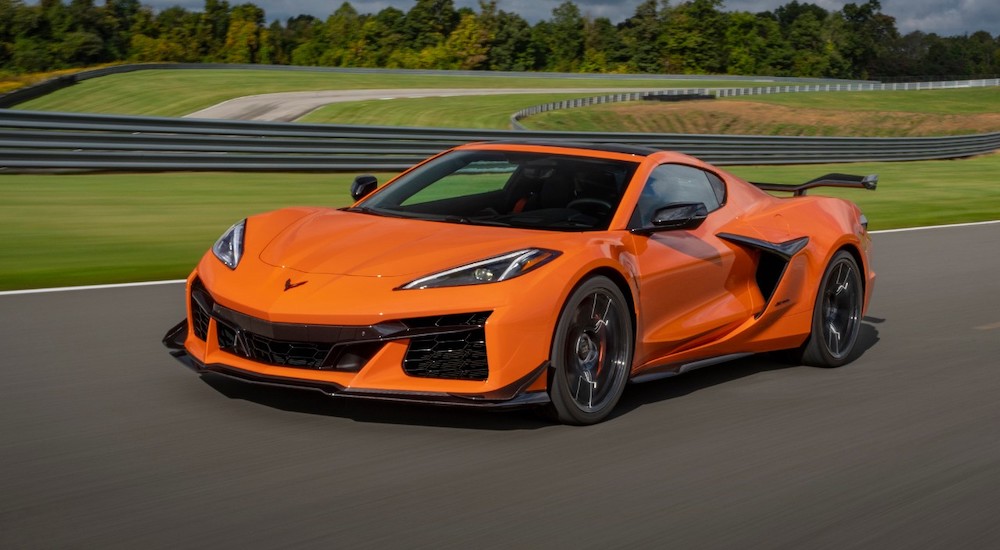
top-left (351, 149), bottom-right (640, 231)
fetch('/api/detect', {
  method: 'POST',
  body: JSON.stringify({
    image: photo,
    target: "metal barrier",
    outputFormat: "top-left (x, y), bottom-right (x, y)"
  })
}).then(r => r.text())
top-left (2, 109), bottom-right (998, 172)
top-left (2, 63), bottom-right (996, 173)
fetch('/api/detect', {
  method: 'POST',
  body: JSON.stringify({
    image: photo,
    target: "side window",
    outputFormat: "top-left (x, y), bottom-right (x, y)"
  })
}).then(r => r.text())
top-left (632, 164), bottom-right (726, 227)
top-left (706, 171), bottom-right (726, 206)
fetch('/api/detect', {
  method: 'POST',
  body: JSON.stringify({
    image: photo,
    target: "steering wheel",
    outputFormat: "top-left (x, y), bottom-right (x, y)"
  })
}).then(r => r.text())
top-left (567, 197), bottom-right (614, 217)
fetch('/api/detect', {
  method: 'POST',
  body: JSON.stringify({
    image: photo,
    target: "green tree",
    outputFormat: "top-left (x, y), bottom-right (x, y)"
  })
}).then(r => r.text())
top-left (0, 0), bottom-right (26, 67)
top-left (54, 30), bottom-right (105, 64)
top-left (220, 3), bottom-right (264, 63)
top-left (526, 20), bottom-right (554, 71)
top-left (403, 0), bottom-right (458, 50)
top-left (103, 0), bottom-right (142, 59)
top-left (547, 1), bottom-right (584, 71)
top-left (774, 1), bottom-right (828, 31)
top-left (965, 31), bottom-right (1000, 75)
top-left (442, 11), bottom-right (493, 69)
top-left (882, 30), bottom-right (930, 77)
top-left (922, 34), bottom-right (967, 76)
top-left (197, 0), bottom-right (231, 61)
top-left (11, 36), bottom-right (54, 72)
top-left (355, 7), bottom-right (406, 67)
top-left (579, 17), bottom-right (619, 73)
top-left (836, 0), bottom-right (899, 78)
top-left (128, 32), bottom-right (186, 61)
top-left (661, 0), bottom-right (726, 73)
top-left (723, 12), bottom-right (786, 75)
top-left (320, 2), bottom-right (362, 65)
top-left (484, 6), bottom-right (535, 71)
top-left (146, 6), bottom-right (201, 62)
top-left (620, 0), bottom-right (664, 73)
top-left (780, 8), bottom-right (849, 77)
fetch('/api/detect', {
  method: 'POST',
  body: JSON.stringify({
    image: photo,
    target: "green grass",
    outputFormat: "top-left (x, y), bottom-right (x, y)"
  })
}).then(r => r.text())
top-left (0, 171), bottom-right (393, 290)
top-left (2, 154), bottom-right (998, 291)
top-left (299, 93), bottom-right (595, 128)
top-left (14, 69), bottom-right (759, 118)
top-left (720, 88), bottom-right (1000, 115)
top-left (523, 88), bottom-right (1000, 136)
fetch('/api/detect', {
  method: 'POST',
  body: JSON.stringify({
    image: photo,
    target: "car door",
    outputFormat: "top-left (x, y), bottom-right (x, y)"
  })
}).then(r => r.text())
top-left (626, 164), bottom-right (758, 367)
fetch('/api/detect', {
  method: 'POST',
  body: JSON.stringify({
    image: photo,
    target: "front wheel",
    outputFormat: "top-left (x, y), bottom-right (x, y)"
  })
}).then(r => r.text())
top-left (547, 276), bottom-right (634, 425)
top-left (798, 250), bottom-right (864, 367)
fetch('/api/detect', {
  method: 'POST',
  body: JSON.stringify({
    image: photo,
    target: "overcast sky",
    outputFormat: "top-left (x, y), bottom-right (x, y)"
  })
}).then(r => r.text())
top-left (146, 0), bottom-right (998, 37)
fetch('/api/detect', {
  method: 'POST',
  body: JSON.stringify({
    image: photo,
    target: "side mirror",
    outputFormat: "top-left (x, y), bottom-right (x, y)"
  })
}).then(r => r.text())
top-left (351, 175), bottom-right (378, 201)
top-left (633, 202), bottom-right (708, 234)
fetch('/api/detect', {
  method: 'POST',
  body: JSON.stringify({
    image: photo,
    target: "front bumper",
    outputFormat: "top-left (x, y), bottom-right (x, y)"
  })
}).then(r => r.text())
top-left (163, 319), bottom-right (550, 409)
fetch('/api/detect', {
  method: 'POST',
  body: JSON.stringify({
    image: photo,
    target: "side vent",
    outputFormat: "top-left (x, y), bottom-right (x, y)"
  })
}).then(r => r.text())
top-left (717, 233), bottom-right (809, 314)
top-left (756, 251), bottom-right (787, 303)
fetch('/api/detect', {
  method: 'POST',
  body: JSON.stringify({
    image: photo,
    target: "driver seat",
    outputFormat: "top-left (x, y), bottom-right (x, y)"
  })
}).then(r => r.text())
top-left (573, 170), bottom-right (621, 204)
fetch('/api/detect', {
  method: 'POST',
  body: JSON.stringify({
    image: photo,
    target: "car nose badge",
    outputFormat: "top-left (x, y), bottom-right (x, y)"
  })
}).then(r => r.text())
top-left (284, 278), bottom-right (307, 291)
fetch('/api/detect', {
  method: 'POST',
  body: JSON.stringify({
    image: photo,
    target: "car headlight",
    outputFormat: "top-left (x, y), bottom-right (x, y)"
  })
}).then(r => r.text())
top-left (212, 219), bottom-right (246, 269)
top-left (399, 248), bottom-right (561, 290)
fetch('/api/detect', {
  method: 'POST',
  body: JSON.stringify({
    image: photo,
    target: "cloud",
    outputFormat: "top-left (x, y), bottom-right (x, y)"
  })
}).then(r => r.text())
top-left (886, 0), bottom-right (1000, 35)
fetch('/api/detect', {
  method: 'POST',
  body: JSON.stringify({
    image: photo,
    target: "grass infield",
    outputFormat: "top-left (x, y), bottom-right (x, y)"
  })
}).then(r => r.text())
top-left (2, 154), bottom-right (998, 291)
top-left (523, 89), bottom-right (1000, 136)
top-left (298, 93), bottom-right (594, 129)
top-left (13, 69), bottom-right (754, 118)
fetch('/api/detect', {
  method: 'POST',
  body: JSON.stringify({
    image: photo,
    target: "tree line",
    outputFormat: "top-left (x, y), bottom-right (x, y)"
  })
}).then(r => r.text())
top-left (1, 0), bottom-right (998, 80)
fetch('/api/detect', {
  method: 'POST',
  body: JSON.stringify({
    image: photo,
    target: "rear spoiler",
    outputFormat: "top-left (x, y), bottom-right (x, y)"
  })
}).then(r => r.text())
top-left (751, 173), bottom-right (878, 197)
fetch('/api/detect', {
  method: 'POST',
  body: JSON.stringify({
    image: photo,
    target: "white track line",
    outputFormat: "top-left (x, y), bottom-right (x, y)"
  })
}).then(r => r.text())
top-left (0, 279), bottom-right (186, 296)
top-left (1, 219), bottom-right (997, 297)
top-left (870, 219), bottom-right (1000, 234)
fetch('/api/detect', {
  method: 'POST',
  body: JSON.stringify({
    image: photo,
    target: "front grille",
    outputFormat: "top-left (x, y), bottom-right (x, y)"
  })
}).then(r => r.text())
top-left (217, 319), bottom-right (373, 370)
top-left (246, 333), bottom-right (332, 368)
top-left (198, 294), bottom-right (491, 378)
top-left (402, 312), bottom-right (490, 381)
top-left (221, 325), bottom-right (335, 368)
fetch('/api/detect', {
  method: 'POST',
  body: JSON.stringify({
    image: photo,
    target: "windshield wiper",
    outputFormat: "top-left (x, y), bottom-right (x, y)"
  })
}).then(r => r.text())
top-left (440, 215), bottom-right (511, 227)
top-left (342, 205), bottom-right (373, 213)
top-left (342, 206), bottom-right (405, 218)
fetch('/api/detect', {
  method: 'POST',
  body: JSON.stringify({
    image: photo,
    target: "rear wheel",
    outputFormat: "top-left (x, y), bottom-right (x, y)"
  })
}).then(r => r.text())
top-left (547, 276), bottom-right (633, 425)
top-left (799, 251), bottom-right (863, 367)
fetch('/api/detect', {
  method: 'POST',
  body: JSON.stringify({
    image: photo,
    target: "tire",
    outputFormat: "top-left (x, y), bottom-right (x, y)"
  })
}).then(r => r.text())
top-left (798, 250), bottom-right (864, 367)
top-left (546, 276), bottom-right (634, 425)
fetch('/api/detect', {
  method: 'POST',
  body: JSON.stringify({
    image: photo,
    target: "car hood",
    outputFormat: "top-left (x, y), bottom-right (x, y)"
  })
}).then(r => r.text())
top-left (258, 209), bottom-right (552, 277)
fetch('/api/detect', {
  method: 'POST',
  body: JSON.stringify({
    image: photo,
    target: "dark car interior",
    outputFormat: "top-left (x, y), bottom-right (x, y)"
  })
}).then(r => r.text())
top-left (375, 154), bottom-right (640, 231)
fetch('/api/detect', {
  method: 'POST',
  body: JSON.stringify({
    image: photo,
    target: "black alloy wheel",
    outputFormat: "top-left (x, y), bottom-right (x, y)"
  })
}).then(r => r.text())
top-left (800, 250), bottom-right (863, 367)
top-left (547, 276), bottom-right (634, 425)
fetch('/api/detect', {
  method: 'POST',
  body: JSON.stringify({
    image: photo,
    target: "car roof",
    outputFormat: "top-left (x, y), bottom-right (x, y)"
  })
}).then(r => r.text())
top-left (469, 140), bottom-right (661, 158)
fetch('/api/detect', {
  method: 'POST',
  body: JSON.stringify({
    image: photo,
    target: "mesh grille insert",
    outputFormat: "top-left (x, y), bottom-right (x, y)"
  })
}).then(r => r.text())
top-left (190, 280), bottom-right (212, 341)
top-left (246, 332), bottom-right (334, 368)
top-left (402, 312), bottom-right (491, 381)
top-left (216, 322), bottom-right (338, 369)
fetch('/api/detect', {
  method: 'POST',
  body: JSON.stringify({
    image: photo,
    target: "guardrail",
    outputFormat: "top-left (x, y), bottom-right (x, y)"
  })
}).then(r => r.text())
top-left (2, 110), bottom-right (998, 172)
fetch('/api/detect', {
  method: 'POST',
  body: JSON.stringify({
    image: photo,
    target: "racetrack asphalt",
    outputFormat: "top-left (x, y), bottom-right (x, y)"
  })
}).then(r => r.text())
top-left (2, 223), bottom-right (999, 548)
top-left (183, 88), bottom-right (663, 122)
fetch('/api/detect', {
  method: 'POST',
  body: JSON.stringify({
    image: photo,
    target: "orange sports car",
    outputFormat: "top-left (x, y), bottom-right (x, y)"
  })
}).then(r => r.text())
top-left (164, 141), bottom-right (876, 424)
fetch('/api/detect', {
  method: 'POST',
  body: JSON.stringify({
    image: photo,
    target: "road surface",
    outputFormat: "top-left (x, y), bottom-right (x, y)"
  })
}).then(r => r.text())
top-left (2, 223), bottom-right (1000, 548)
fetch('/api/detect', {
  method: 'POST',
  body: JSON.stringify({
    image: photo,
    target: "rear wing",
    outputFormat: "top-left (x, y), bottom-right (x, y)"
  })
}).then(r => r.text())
top-left (751, 173), bottom-right (878, 197)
